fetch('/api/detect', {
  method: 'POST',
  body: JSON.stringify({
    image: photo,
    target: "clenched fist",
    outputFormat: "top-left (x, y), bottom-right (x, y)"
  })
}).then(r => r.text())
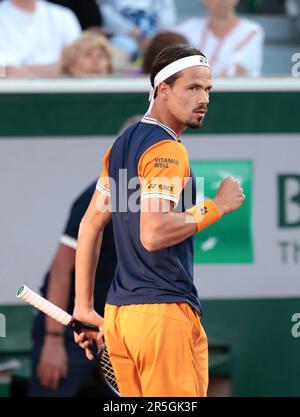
top-left (213, 176), bottom-right (245, 215)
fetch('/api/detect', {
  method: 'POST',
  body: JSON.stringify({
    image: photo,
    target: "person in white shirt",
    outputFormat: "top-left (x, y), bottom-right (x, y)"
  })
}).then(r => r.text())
top-left (0, 0), bottom-right (81, 77)
top-left (176, 0), bottom-right (265, 77)
top-left (97, 0), bottom-right (177, 59)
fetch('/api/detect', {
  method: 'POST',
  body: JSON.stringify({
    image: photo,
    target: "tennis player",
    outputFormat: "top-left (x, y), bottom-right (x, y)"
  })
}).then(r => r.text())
top-left (73, 44), bottom-right (245, 397)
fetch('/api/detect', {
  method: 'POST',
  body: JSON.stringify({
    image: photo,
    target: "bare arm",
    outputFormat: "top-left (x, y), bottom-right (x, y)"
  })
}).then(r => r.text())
top-left (74, 190), bottom-right (111, 311)
top-left (219, 63), bottom-right (247, 77)
top-left (220, 29), bottom-right (264, 77)
top-left (45, 244), bottom-right (75, 334)
top-left (140, 176), bottom-right (245, 252)
top-left (37, 243), bottom-right (74, 389)
top-left (6, 63), bottom-right (61, 78)
top-left (73, 190), bottom-right (112, 358)
top-left (140, 198), bottom-right (197, 251)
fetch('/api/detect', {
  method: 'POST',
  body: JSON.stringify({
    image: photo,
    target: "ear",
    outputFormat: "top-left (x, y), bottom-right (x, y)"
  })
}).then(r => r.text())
top-left (157, 82), bottom-right (169, 101)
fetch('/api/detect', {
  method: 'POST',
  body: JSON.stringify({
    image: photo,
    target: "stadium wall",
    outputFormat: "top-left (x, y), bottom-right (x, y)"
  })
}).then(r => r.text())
top-left (0, 79), bottom-right (299, 396)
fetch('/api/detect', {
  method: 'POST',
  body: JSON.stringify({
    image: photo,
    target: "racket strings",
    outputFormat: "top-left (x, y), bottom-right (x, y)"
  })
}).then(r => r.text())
top-left (17, 286), bottom-right (119, 394)
top-left (100, 349), bottom-right (118, 389)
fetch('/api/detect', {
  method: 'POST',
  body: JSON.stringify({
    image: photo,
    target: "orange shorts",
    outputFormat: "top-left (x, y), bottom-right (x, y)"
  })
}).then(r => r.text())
top-left (104, 302), bottom-right (208, 397)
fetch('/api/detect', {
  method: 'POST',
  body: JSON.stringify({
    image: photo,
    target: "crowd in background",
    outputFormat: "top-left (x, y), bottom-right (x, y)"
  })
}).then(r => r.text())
top-left (0, 0), bottom-right (298, 399)
top-left (0, 0), bottom-right (275, 78)
top-left (0, 0), bottom-right (299, 78)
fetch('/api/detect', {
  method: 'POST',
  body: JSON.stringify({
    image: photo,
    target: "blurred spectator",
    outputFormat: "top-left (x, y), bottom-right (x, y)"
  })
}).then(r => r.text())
top-left (0, 0), bottom-right (81, 77)
top-left (61, 31), bottom-right (112, 77)
top-left (176, 0), bottom-right (264, 77)
top-left (97, 0), bottom-right (177, 60)
top-left (29, 181), bottom-right (117, 396)
top-left (142, 31), bottom-right (188, 74)
top-left (48, 0), bottom-right (103, 30)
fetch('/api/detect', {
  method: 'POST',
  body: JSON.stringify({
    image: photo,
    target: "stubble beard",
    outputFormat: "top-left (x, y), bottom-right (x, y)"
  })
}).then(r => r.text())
top-left (187, 117), bottom-right (204, 129)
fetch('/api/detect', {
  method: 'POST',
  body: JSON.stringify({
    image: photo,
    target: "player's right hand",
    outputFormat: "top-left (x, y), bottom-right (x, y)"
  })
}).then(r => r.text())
top-left (72, 308), bottom-right (104, 361)
top-left (213, 176), bottom-right (245, 215)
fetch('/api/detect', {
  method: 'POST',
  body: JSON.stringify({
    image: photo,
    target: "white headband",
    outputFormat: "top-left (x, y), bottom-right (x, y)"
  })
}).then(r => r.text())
top-left (146, 55), bottom-right (210, 115)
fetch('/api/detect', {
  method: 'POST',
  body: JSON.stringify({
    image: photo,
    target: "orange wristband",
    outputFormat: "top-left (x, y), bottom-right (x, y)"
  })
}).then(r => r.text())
top-left (186, 200), bottom-right (222, 233)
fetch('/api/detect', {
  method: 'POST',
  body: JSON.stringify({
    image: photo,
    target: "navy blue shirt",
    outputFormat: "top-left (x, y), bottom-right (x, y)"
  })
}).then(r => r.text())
top-left (97, 117), bottom-right (202, 314)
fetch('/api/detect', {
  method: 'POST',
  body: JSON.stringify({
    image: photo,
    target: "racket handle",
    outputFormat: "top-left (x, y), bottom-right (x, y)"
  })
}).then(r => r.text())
top-left (17, 285), bottom-right (118, 396)
top-left (69, 318), bottom-right (99, 335)
top-left (69, 318), bottom-right (104, 358)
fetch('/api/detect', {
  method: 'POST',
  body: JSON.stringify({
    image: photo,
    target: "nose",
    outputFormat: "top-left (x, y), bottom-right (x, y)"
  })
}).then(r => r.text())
top-left (199, 89), bottom-right (209, 105)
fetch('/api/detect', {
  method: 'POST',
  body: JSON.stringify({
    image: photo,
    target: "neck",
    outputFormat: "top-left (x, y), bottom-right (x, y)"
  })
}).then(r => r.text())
top-left (10, 0), bottom-right (36, 12)
top-left (149, 105), bottom-right (186, 137)
top-left (209, 14), bottom-right (239, 38)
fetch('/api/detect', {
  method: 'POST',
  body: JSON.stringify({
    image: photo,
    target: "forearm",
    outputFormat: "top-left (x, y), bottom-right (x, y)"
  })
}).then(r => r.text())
top-left (220, 63), bottom-right (247, 77)
top-left (45, 269), bottom-right (71, 334)
top-left (43, 244), bottom-right (76, 335)
top-left (148, 211), bottom-right (197, 250)
top-left (142, 199), bottom-right (222, 251)
top-left (6, 63), bottom-right (61, 78)
top-left (75, 219), bottom-right (103, 310)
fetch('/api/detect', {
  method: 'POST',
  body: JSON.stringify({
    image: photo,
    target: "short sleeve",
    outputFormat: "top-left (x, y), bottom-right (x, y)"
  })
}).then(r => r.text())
top-left (96, 146), bottom-right (111, 196)
top-left (138, 140), bottom-right (190, 207)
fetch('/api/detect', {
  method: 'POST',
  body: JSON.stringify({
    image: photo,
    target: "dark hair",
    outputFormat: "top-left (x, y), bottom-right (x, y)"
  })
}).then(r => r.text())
top-left (150, 44), bottom-right (206, 95)
top-left (142, 32), bottom-right (189, 74)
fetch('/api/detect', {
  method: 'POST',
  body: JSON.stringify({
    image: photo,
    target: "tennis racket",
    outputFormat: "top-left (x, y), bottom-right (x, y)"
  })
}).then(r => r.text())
top-left (16, 284), bottom-right (119, 397)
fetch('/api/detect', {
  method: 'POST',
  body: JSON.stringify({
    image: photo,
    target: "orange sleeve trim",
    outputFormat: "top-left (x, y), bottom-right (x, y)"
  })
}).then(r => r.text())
top-left (138, 140), bottom-right (190, 206)
top-left (186, 200), bottom-right (222, 233)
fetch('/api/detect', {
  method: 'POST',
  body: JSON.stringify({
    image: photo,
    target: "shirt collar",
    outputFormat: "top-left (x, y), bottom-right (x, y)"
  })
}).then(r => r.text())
top-left (141, 115), bottom-right (180, 142)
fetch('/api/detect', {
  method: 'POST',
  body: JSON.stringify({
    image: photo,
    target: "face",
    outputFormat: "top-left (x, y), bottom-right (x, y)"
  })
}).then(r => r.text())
top-left (72, 47), bottom-right (111, 76)
top-left (202, 0), bottom-right (239, 18)
top-left (161, 66), bottom-right (212, 130)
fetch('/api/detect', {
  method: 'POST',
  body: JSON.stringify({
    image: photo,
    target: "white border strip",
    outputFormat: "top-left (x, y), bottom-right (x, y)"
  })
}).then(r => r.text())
top-left (0, 77), bottom-right (300, 93)
top-left (96, 182), bottom-right (111, 196)
top-left (59, 234), bottom-right (77, 250)
top-left (141, 192), bottom-right (179, 206)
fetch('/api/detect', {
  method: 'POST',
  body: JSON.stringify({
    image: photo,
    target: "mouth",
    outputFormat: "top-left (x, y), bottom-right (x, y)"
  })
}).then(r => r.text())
top-left (194, 110), bottom-right (207, 118)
